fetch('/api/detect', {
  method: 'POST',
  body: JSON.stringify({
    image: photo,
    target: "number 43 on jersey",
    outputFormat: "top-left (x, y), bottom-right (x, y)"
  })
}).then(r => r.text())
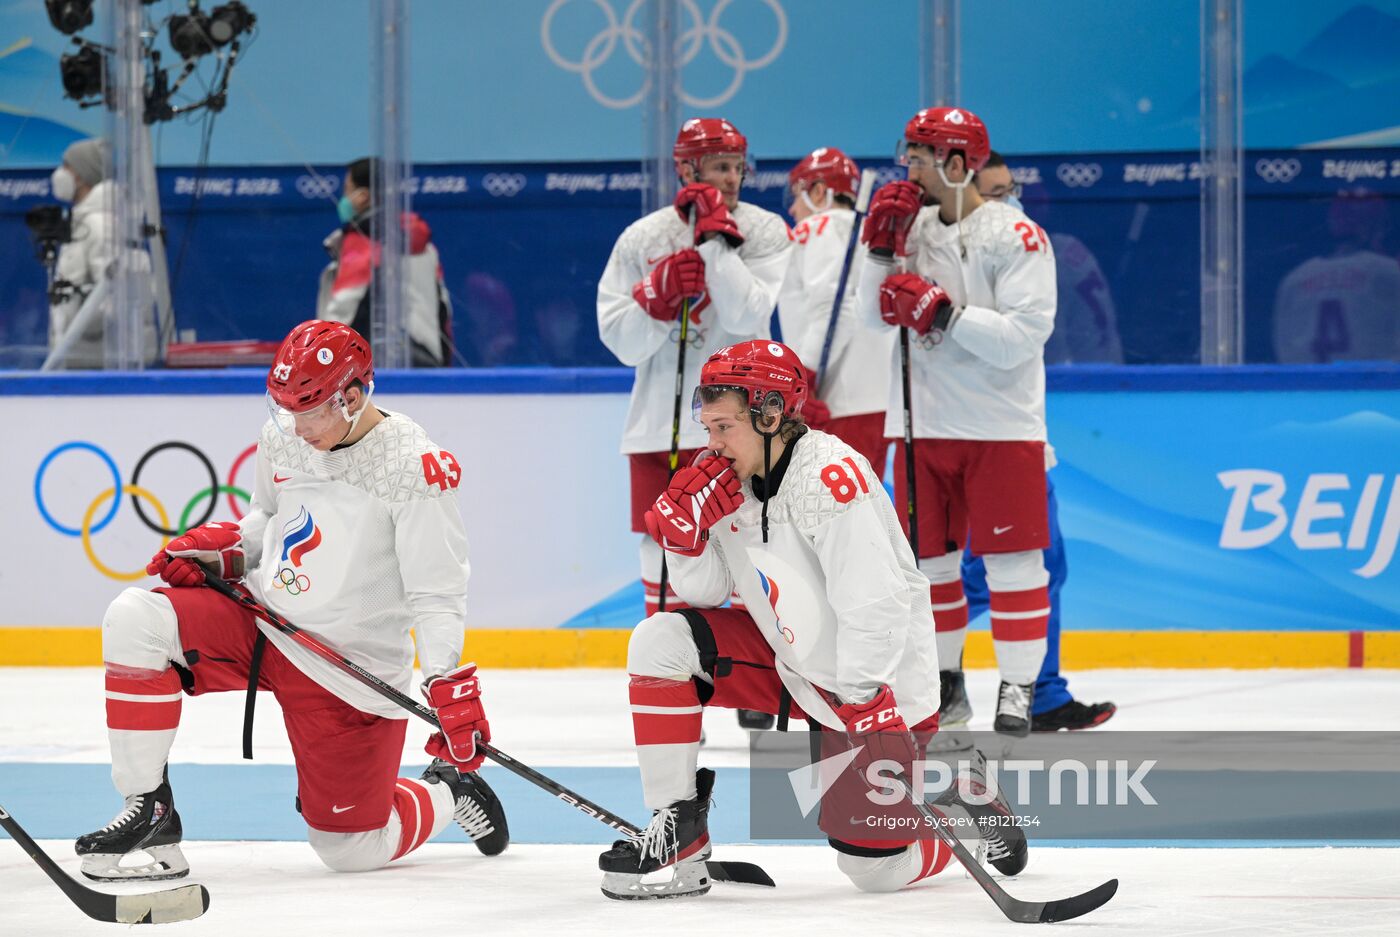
top-left (421, 451), bottom-right (462, 491)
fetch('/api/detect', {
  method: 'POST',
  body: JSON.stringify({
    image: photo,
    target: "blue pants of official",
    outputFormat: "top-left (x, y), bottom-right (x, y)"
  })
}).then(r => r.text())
top-left (961, 476), bottom-right (1070, 715)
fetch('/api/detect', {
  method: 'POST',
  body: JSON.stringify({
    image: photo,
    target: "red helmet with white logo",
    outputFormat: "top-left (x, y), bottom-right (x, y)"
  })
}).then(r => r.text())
top-left (789, 147), bottom-right (860, 199)
top-left (674, 117), bottom-right (747, 171)
top-left (266, 320), bottom-right (374, 412)
top-left (902, 106), bottom-right (991, 172)
top-left (696, 339), bottom-right (809, 424)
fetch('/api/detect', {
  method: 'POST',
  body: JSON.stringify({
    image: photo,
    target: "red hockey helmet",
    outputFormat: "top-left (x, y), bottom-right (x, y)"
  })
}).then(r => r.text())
top-left (266, 320), bottom-right (374, 413)
top-left (695, 339), bottom-right (809, 427)
top-left (900, 106), bottom-right (991, 173)
top-left (789, 147), bottom-right (860, 199)
top-left (674, 117), bottom-right (747, 173)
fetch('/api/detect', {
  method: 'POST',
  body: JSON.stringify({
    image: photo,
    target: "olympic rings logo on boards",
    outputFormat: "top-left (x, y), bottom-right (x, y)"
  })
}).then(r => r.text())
top-left (1056, 163), bottom-right (1102, 188)
top-left (1254, 158), bottom-right (1301, 184)
top-left (541, 0), bottom-right (787, 109)
top-left (34, 441), bottom-right (257, 582)
top-left (295, 174), bottom-right (341, 200)
top-left (482, 173), bottom-right (527, 197)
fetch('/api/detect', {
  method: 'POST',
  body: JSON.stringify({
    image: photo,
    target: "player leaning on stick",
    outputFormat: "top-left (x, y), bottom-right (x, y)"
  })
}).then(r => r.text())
top-left (76, 320), bottom-right (507, 881)
top-left (598, 340), bottom-right (1026, 900)
top-left (854, 107), bottom-right (1057, 738)
top-left (597, 117), bottom-right (792, 618)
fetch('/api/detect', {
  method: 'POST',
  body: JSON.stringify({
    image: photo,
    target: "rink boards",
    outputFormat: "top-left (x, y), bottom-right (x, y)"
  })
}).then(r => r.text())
top-left (1, 365), bottom-right (1398, 668)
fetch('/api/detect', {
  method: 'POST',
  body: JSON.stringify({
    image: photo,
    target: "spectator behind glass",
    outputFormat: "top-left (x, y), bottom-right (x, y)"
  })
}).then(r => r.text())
top-left (980, 152), bottom-right (1123, 364)
top-left (316, 157), bottom-right (454, 367)
top-left (1272, 188), bottom-right (1400, 363)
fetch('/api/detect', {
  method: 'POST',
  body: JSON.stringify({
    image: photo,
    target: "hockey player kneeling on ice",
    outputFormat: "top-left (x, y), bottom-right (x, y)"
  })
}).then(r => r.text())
top-left (76, 321), bottom-right (508, 882)
top-left (599, 340), bottom-right (1026, 900)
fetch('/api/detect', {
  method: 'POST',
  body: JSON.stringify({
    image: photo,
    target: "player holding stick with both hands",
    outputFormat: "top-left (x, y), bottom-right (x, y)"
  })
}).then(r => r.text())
top-left (75, 320), bottom-right (508, 882)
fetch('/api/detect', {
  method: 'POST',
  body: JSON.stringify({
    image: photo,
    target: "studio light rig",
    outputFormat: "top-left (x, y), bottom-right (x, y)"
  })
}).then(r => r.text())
top-left (49, 0), bottom-right (257, 123)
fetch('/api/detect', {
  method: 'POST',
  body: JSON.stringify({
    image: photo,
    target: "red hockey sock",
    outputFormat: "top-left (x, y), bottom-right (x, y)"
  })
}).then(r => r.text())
top-left (391, 778), bottom-right (446, 860)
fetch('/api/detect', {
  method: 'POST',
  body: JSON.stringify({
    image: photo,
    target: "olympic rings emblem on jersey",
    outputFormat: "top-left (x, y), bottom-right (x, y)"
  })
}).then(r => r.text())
top-left (1056, 163), bottom-right (1102, 188)
top-left (1254, 158), bottom-right (1301, 184)
top-left (540, 0), bottom-right (788, 109)
top-left (295, 174), bottom-right (341, 200)
top-left (34, 440), bottom-right (257, 582)
top-left (272, 567), bottom-right (312, 595)
top-left (669, 320), bottom-right (707, 350)
top-left (482, 173), bottom-right (527, 198)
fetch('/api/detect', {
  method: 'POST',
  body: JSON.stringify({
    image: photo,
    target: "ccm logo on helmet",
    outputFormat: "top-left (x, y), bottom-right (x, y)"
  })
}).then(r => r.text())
top-left (852, 705), bottom-right (902, 734)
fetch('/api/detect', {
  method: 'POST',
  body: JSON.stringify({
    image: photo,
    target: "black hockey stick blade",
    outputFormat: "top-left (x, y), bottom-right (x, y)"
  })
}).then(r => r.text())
top-left (1033, 877), bottom-right (1119, 924)
top-left (704, 860), bottom-right (775, 887)
top-left (1, 803), bottom-right (211, 924)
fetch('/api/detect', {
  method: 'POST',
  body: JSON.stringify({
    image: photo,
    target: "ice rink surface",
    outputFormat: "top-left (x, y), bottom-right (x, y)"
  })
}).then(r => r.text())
top-left (3, 667), bottom-right (1399, 935)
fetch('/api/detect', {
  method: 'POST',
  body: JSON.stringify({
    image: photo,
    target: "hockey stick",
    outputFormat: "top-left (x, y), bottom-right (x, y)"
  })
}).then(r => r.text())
top-left (814, 169), bottom-right (878, 397)
top-left (200, 575), bottom-right (773, 889)
top-left (899, 324), bottom-right (919, 553)
top-left (0, 802), bottom-right (210, 925)
top-left (656, 206), bottom-right (699, 615)
top-left (809, 688), bottom-right (1116, 923)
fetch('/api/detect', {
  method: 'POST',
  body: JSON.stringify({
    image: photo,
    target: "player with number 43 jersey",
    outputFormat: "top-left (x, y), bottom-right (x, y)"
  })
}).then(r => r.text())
top-left (76, 320), bottom-right (508, 884)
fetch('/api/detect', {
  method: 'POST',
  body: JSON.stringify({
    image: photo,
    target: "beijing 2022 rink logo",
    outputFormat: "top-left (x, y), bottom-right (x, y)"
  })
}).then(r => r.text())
top-left (541, 0), bottom-right (787, 109)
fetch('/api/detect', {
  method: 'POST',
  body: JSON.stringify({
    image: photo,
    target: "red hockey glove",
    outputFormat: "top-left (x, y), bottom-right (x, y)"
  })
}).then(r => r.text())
top-left (424, 662), bottom-right (491, 772)
top-left (148, 521), bottom-right (244, 588)
top-left (833, 684), bottom-right (917, 780)
top-left (643, 456), bottom-right (743, 556)
top-left (861, 181), bottom-right (923, 256)
top-left (675, 183), bottom-right (743, 248)
top-left (879, 273), bottom-right (955, 336)
top-left (801, 395), bottom-right (831, 430)
top-left (632, 248), bottom-right (707, 322)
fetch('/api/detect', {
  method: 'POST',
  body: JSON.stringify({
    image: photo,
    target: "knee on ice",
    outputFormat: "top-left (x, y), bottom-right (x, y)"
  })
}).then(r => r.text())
top-left (627, 612), bottom-right (696, 675)
top-left (836, 848), bottom-right (915, 893)
top-left (307, 828), bottom-right (393, 873)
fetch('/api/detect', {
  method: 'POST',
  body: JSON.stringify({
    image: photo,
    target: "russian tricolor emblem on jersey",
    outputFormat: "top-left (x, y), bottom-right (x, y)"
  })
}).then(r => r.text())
top-left (280, 507), bottom-right (322, 567)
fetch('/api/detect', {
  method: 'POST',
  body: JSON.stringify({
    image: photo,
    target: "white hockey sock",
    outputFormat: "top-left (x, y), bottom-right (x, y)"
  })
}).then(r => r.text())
top-left (628, 613), bottom-right (705, 810)
top-left (920, 555), bottom-right (967, 672)
top-left (984, 551), bottom-right (1051, 686)
top-left (102, 589), bottom-right (184, 796)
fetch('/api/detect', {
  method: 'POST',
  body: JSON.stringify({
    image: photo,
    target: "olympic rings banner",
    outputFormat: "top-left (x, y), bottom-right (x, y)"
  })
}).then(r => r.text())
top-left (6, 387), bottom-right (635, 631)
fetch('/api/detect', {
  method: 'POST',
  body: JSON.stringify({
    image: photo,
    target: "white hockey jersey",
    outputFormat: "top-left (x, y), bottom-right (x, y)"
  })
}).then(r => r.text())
top-left (1272, 250), bottom-right (1400, 363)
top-left (597, 202), bottom-right (793, 454)
top-left (777, 207), bottom-right (893, 418)
top-left (668, 430), bottom-right (939, 729)
top-left (236, 412), bottom-right (470, 719)
top-left (854, 199), bottom-right (1057, 441)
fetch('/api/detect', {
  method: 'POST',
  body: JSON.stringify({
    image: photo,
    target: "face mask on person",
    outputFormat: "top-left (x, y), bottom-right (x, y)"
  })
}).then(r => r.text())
top-left (337, 195), bottom-right (356, 224)
top-left (51, 167), bottom-right (77, 203)
top-left (1004, 193), bottom-right (1024, 212)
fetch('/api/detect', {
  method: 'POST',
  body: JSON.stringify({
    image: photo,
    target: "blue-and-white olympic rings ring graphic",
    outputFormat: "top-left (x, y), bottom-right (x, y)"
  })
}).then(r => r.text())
top-left (1056, 163), bottom-right (1102, 188)
top-left (482, 173), bottom-right (527, 197)
top-left (1254, 158), bottom-right (1301, 184)
top-left (36, 441), bottom-right (257, 580)
top-left (541, 0), bottom-right (787, 109)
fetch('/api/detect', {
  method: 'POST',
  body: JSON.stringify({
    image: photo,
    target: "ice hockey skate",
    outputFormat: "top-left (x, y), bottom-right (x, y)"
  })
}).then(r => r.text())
top-left (598, 768), bottom-right (715, 900)
top-left (993, 680), bottom-right (1035, 737)
top-left (75, 774), bottom-right (188, 882)
top-left (931, 746), bottom-right (1029, 877)
top-left (421, 759), bottom-right (509, 856)
top-left (926, 668), bottom-right (975, 753)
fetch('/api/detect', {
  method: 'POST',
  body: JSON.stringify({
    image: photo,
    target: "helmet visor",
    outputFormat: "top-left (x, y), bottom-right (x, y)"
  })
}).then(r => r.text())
top-left (266, 391), bottom-right (346, 437)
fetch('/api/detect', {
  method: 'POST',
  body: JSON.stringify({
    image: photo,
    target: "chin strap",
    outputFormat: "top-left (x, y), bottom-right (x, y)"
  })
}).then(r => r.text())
top-left (799, 189), bottom-right (833, 216)
top-left (936, 163), bottom-right (973, 260)
top-left (332, 380), bottom-right (376, 444)
top-left (760, 430), bottom-right (774, 543)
